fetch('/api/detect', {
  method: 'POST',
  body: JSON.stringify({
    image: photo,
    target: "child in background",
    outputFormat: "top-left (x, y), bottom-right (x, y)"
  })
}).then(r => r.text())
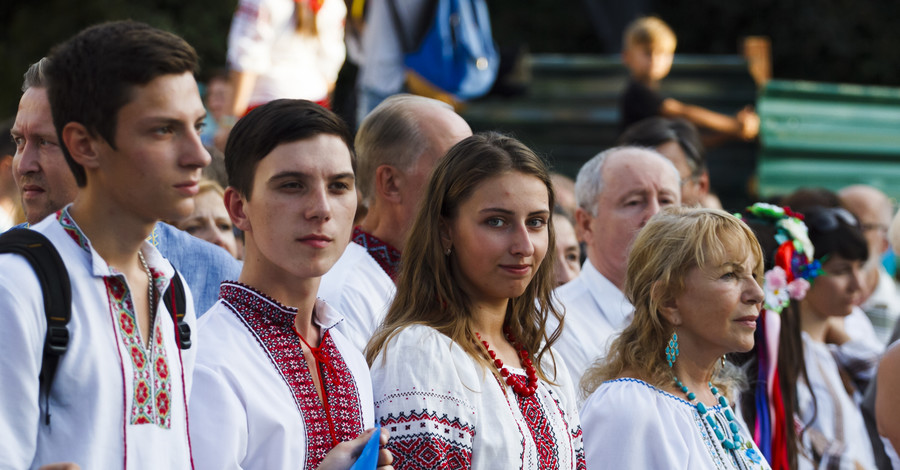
top-left (619, 16), bottom-right (759, 142)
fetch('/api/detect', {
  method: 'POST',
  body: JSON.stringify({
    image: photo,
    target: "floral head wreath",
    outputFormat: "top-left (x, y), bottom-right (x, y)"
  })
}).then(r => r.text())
top-left (738, 203), bottom-right (823, 314)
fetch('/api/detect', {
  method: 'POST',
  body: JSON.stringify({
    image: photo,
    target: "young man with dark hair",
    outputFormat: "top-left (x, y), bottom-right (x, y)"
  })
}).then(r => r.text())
top-left (0, 21), bottom-right (209, 468)
top-left (189, 99), bottom-right (391, 469)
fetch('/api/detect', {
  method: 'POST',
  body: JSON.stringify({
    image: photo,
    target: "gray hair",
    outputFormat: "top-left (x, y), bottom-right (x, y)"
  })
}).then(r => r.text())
top-left (574, 145), bottom-right (679, 216)
top-left (22, 57), bottom-right (51, 91)
top-left (354, 94), bottom-right (453, 205)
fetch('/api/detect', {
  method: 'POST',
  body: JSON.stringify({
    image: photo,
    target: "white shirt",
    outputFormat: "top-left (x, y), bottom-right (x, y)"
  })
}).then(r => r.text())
top-left (318, 241), bottom-right (396, 352)
top-left (797, 333), bottom-right (877, 470)
top-left (227, 0), bottom-right (346, 106)
top-left (0, 208), bottom-right (196, 469)
top-left (550, 260), bottom-right (633, 398)
top-left (189, 282), bottom-right (374, 469)
top-left (860, 268), bottom-right (900, 345)
top-left (370, 325), bottom-right (585, 469)
top-left (581, 378), bottom-right (771, 470)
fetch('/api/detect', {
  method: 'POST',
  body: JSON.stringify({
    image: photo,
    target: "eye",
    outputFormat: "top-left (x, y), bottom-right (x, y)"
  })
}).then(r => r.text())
top-left (280, 181), bottom-right (303, 190)
top-left (39, 138), bottom-right (57, 147)
top-left (486, 217), bottom-right (504, 228)
top-left (720, 271), bottom-right (737, 280)
top-left (194, 121), bottom-right (206, 134)
top-left (527, 217), bottom-right (547, 228)
top-left (218, 223), bottom-right (232, 232)
top-left (155, 126), bottom-right (174, 135)
top-left (329, 181), bottom-right (352, 192)
top-left (12, 136), bottom-right (24, 148)
top-left (566, 251), bottom-right (580, 262)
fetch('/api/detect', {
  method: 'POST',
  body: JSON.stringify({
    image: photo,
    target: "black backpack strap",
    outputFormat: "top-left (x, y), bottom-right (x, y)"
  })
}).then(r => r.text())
top-left (163, 269), bottom-right (191, 350)
top-left (0, 228), bottom-right (71, 425)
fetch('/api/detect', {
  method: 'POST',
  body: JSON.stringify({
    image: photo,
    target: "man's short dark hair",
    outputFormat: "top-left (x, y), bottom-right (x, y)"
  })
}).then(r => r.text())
top-left (618, 117), bottom-right (706, 177)
top-left (46, 20), bottom-right (199, 187)
top-left (224, 99), bottom-right (356, 199)
top-left (22, 57), bottom-right (51, 92)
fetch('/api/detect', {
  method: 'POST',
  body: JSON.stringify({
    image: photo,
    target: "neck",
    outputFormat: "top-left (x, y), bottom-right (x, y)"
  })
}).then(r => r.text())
top-left (670, 352), bottom-right (718, 403)
top-left (470, 299), bottom-right (509, 342)
top-left (238, 248), bottom-right (320, 333)
top-left (799, 300), bottom-right (829, 343)
top-left (359, 200), bottom-right (405, 252)
top-left (68, 192), bottom-right (155, 269)
top-left (861, 267), bottom-right (879, 301)
top-left (589, 256), bottom-right (625, 291)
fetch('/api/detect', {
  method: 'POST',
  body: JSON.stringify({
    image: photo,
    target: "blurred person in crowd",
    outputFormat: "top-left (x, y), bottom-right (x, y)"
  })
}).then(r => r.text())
top-left (0, 118), bottom-right (23, 230)
top-left (367, 132), bottom-right (584, 469)
top-left (218, 0), bottom-right (346, 144)
top-left (839, 184), bottom-right (900, 345)
top-left (173, 179), bottom-right (240, 259)
top-left (200, 69), bottom-right (233, 151)
top-left (553, 206), bottom-right (581, 287)
top-left (619, 16), bottom-right (758, 142)
top-left (318, 94), bottom-right (471, 351)
top-left (619, 116), bottom-right (716, 208)
top-left (551, 146), bottom-right (680, 394)
top-left (551, 172), bottom-right (578, 217)
top-left (580, 206), bottom-right (770, 469)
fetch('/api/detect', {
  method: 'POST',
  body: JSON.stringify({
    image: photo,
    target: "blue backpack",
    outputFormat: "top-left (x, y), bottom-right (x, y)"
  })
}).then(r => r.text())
top-left (387, 0), bottom-right (499, 100)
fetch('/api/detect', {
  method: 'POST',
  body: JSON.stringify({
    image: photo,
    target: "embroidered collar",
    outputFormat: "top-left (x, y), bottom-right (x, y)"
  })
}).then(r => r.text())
top-left (219, 281), bottom-right (342, 331)
top-left (351, 226), bottom-right (401, 281)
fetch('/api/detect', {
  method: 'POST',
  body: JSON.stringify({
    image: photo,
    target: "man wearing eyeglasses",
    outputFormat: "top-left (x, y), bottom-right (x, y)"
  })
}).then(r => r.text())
top-left (840, 184), bottom-right (900, 345)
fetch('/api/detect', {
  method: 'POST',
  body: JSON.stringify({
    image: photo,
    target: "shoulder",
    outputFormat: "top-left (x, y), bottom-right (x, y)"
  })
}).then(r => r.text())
top-left (320, 243), bottom-right (393, 295)
top-left (582, 378), bottom-right (689, 420)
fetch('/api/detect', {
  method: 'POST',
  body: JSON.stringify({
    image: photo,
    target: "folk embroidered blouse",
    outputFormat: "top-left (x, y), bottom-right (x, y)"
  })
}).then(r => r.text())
top-left (581, 378), bottom-right (771, 470)
top-left (370, 324), bottom-right (586, 470)
top-left (0, 207), bottom-right (196, 469)
top-left (189, 282), bottom-right (374, 470)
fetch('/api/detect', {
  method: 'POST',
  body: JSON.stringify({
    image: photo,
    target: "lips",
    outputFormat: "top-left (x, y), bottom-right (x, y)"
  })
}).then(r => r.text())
top-left (500, 264), bottom-right (532, 276)
top-left (174, 180), bottom-right (200, 196)
top-left (735, 315), bottom-right (758, 328)
top-left (20, 184), bottom-right (46, 200)
top-left (298, 234), bottom-right (333, 248)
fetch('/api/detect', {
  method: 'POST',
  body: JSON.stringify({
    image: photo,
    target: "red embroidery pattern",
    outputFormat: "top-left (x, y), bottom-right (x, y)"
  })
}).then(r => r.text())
top-left (352, 227), bottom-right (401, 281)
top-left (57, 209), bottom-right (91, 253)
top-left (515, 388), bottom-right (560, 470)
top-left (221, 282), bottom-right (365, 470)
top-left (379, 410), bottom-right (474, 469)
top-left (106, 276), bottom-right (172, 428)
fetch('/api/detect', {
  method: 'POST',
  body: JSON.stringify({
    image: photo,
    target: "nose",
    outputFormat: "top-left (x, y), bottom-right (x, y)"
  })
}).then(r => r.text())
top-left (14, 141), bottom-right (41, 176)
top-left (640, 198), bottom-right (663, 227)
top-left (849, 265), bottom-right (865, 293)
top-left (509, 222), bottom-right (535, 258)
top-left (181, 130), bottom-right (212, 170)
top-left (743, 277), bottom-right (765, 306)
top-left (306, 184), bottom-right (332, 221)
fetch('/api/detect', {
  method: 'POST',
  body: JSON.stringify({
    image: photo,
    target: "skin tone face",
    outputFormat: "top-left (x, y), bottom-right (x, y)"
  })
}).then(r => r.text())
top-left (443, 171), bottom-right (550, 312)
top-left (206, 78), bottom-right (232, 122)
top-left (176, 188), bottom-right (239, 258)
top-left (553, 214), bottom-right (581, 287)
top-left (231, 134), bottom-right (356, 284)
top-left (73, 71), bottom-right (210, 224)
top-left (624, 42), bottom-right (675, 84)
top-left (11, 87), bottom-right (79, 224)
top-left (578, 149), bottom-right (681, 289)
top-left (803, 255), bottom-right (866, 319)
top-left (665, 243), bottom-right (764, 361)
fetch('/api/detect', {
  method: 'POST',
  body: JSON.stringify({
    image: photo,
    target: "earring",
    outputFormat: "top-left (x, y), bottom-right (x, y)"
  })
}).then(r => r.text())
top-left (721, 355), bottom-right (726, 368)
top-left (665, 332), bottom-right (679, 368)
top-left (444, 247), bottom-right (451, 256)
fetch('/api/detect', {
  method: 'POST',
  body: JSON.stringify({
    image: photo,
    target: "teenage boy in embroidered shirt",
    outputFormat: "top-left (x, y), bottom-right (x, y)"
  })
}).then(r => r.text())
top-left (189, 99), bottom-right (390, 469)
top-left (0, 21), bottom-right (208, 468)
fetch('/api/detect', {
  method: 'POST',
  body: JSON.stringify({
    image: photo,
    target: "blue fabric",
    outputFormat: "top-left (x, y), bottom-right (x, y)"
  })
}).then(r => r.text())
top-left (152, 222), bottom-right (242, 316)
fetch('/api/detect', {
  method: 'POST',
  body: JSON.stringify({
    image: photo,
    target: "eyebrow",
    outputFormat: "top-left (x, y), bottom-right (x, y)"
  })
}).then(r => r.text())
top-left (268, 171), bottom-right (355, 183)
top-left (478, 207), bottom-right (550, 216)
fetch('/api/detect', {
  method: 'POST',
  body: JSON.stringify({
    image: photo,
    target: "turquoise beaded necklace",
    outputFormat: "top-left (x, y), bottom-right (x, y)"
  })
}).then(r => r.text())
top-left (673, 377), bottom-right (744, 451)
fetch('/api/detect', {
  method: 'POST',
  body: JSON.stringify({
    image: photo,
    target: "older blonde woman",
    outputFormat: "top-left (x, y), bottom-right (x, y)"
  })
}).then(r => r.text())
top-left (581, 207), bottom-right (771, 469)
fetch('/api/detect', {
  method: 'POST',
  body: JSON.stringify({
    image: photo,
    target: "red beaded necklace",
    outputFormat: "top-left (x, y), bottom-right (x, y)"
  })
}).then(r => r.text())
top-left (476, 329), bottom-right (539, 397)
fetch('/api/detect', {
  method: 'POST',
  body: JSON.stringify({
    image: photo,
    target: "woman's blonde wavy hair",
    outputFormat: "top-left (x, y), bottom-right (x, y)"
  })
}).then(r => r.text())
top-left (365, 132), bottom-right (562, 383)
top-left (581, 206), bottom-right (763, 397)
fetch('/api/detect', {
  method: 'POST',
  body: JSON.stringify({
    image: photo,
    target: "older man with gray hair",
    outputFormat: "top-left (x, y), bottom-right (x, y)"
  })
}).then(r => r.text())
top-left (319, 94), bottom-right (471, 351)
top-left (551, 146), bottom-right (681, 394)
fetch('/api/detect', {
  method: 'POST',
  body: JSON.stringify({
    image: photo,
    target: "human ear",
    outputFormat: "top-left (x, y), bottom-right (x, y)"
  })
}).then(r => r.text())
top-left (224, 187), bottom-right (251, 232)
top-left (574, 207), bottom-right (592, 243)
top-left (61, 122), bottom-right (99, 169)
top-left (374, 165), bottom-right (402, 204)
top-left (653, 280), bottom-right (681, 326)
